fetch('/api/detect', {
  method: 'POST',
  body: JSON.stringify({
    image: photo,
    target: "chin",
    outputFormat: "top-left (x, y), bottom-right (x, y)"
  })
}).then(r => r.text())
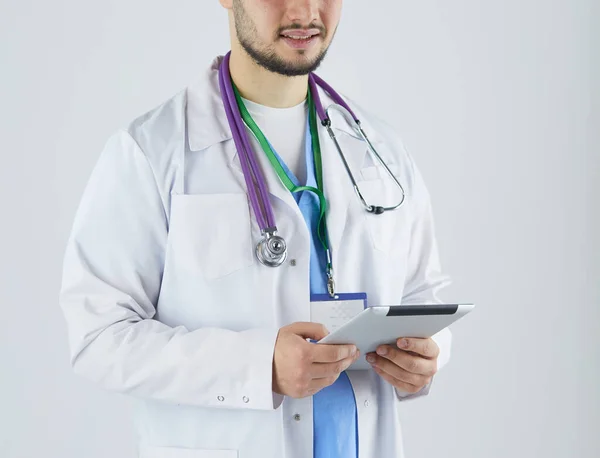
top-left (279, 48), bottom-right (321, 63)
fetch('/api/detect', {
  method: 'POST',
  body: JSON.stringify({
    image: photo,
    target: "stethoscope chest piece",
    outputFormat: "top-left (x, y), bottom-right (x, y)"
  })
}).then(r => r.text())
top-left (256, 229), bottom-right (287, 267)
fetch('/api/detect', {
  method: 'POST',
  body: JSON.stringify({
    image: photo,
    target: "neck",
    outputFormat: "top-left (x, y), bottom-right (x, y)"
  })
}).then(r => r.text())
top-left (228, 45), bottom-right (309, 108)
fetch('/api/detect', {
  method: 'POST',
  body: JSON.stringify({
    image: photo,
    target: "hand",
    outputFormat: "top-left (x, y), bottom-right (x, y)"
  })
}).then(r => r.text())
top-left (366, 337), bottom-right (438, 394)
top-left (272, 322), bottom-right (361, 398)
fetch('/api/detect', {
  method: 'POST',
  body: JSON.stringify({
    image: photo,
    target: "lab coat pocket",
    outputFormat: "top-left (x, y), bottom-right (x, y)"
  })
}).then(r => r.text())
top-left (139, 445), bottom-right (238, 458)
top-left (356, 164), bottom-right (408, 254)
top-left (359, 163), bottom-right (400, 181)
top-left (169, 193), bottom-right (254, 280)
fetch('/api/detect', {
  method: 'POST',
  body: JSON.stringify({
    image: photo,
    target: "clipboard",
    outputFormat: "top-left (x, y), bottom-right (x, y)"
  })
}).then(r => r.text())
top-left (317, 303), bottom-right (475, 370)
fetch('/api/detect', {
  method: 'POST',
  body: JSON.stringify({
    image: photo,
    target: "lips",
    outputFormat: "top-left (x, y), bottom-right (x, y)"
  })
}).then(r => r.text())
top-left (281, 35), bottom-right (317, 41)
top-left (280, 29), bottom-right (321, 40)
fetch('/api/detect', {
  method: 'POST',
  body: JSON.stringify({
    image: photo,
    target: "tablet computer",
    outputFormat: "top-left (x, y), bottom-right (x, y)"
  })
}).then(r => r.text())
top-left (317, 303), bottom-right (474, 370)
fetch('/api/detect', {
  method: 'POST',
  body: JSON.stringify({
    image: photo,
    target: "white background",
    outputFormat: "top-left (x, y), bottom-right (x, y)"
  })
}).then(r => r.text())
top-left (0, 0), bottom-right (598, 457)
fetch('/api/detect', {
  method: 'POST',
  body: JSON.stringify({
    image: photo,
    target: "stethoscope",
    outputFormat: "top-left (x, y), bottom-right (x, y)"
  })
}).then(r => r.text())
top-left (218, 51), bottom-right (406, 296)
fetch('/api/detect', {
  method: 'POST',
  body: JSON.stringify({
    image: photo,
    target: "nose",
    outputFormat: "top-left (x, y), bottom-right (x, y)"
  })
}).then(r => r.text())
top-left (285, 0), bottom-right (320, 26)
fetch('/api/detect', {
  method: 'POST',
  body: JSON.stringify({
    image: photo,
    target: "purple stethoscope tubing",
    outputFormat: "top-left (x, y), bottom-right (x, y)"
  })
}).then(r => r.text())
top-left (217, 51), bottom-right (407, 275)
top-left (218, 54), bottom-right (275, 230)
top-left (218, 52), bottom-right (361, 234)
top-left (309, 71), bottom-right (360, 125)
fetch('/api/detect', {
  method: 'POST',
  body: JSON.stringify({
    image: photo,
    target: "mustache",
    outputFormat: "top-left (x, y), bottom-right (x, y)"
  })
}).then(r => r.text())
top-left (277, 23), bottom-right (327, 34)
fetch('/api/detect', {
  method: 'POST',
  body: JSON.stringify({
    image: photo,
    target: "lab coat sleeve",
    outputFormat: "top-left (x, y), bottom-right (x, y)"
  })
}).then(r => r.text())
top-left (395, 151), bottom-right (453, 401)
top-left (59, 129), bottom-right (283, 411)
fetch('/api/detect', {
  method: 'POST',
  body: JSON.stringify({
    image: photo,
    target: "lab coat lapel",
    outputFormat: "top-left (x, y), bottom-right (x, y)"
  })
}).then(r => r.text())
top-left (186, 55), bottom-right (306, 227)
top-left (319, 115), bottom-right (367, 270)
top-left (225, 139), bottom-right (305, 225)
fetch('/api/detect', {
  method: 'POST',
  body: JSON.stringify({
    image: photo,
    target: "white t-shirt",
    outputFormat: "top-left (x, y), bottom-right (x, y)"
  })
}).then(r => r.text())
top-left (241, 97), bottom-right (308, 186)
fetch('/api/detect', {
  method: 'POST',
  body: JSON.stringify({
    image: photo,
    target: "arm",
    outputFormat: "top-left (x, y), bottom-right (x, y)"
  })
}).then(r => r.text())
top-left (59, 130), bottom-right (282, 410)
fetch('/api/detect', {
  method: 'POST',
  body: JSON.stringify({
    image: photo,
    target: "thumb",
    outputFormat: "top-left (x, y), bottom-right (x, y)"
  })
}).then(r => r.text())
top-left (287, 322), bottom-right (330, 341)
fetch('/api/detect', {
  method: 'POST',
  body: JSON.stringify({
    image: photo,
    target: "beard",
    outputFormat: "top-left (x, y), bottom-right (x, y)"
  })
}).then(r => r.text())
top-left (232, 0), bottom-right (334, 76)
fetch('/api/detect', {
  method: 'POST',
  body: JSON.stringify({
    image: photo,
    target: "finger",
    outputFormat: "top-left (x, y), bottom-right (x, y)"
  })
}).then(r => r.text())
top-left (372, 365), bottom-right (423, 394)
top-left (396, 337), bottom-right (439, 359)
top-left (288, 322), bottom-right (330, 341)
top-left (311, 343), bottom-right (357, 363)
top-left (306, 372), bottom-right (341, 396)
top-left (310, 351), bottom-right (361, 378)
top-left (368, 354), bottom-right (431, 387)
top-left (372, 346), bottom-right (437, 376)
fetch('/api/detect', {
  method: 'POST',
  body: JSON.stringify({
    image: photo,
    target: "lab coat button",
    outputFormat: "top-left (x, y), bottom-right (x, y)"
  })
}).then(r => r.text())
top-left (293, 414), bottom-right (301, 421)
top-left (217, 396), bottom-right (225, 402)
top-left (364, 400), bottom-right (369, 407)
top-left (243, 396), bottom-right (249, 403)
top-left (290, 259), bottom-right (297, 266)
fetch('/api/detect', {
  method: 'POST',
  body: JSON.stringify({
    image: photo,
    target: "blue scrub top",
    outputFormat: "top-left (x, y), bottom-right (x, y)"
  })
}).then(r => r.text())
top-left (267, 114), bottom-right (358, 458)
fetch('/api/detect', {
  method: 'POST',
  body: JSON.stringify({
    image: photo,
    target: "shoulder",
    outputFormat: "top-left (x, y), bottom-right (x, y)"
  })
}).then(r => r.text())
top-left (96, 87), bottom-right (188, 203)
top-left (123, 88), bottom-right (188, 166)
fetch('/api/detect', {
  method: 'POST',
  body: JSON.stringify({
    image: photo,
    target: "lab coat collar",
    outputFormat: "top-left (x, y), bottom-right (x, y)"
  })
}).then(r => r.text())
top-left (186, 55), bottom-right (373, 152)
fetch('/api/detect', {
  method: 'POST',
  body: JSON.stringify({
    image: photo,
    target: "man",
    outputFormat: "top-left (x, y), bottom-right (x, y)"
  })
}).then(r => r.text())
top-left (59, 1), bottom-right (453, 457)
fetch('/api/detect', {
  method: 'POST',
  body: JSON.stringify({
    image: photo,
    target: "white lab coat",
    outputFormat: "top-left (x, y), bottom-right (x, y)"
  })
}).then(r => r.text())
top-left (59, 55), bottom-right (453, 458)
